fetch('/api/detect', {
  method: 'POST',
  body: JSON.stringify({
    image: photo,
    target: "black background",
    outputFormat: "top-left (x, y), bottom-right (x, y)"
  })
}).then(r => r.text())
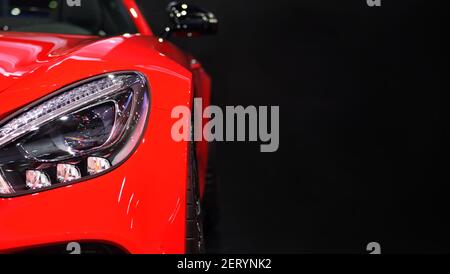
top-left (139, 0), bottom-right (449, 253)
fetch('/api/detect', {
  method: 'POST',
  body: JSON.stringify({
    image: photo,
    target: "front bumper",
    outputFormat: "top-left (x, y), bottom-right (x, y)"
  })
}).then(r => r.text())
top-left (0, 108), bottom-right (188, 254)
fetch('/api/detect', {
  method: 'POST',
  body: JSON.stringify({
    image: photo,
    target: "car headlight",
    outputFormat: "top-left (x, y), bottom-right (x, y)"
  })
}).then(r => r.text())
top-left (0, 72), bottom-right (150, 197)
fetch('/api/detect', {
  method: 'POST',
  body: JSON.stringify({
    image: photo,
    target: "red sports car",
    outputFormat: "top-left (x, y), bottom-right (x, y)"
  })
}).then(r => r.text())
top-left (0, 0), bottom-right (217, 254)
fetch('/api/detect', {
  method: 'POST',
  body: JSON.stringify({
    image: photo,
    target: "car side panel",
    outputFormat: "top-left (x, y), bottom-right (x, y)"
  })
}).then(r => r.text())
top-left (0, 36), bottom-right (192, 253)
top-left (191, 62), bottom-right (212, 197)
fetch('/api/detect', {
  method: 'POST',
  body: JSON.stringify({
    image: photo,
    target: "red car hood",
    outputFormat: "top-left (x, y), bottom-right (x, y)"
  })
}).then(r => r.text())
top-left (0, 31), bottom-right (192, 121)
top-left (0, 32), bottom-right (100, 93)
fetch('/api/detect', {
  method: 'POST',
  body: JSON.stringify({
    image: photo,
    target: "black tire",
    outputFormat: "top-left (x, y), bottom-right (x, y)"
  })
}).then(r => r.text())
top-left (186, 141), bottom-right (205, 253)
top-left (202, 143), bottom-right (221, 252)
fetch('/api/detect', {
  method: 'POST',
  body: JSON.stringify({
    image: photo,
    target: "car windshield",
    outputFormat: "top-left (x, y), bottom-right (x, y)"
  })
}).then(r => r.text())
top-left (0, 0), bottom-right (137, 36)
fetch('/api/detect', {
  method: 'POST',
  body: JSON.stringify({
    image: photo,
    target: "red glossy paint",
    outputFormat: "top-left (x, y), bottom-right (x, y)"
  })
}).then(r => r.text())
top-left (0, 0), bottom-right (211, 254)
top-left (123, 0), bottom-right (153, 36)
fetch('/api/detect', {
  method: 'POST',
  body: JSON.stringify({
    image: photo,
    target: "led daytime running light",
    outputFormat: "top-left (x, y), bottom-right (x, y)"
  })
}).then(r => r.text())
top-left (0, 75), bottom-right (128, 147)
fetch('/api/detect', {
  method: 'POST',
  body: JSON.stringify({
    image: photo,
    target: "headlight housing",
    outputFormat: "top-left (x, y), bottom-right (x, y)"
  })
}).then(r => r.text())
top-left (0, 72), bottom-right (150, 197)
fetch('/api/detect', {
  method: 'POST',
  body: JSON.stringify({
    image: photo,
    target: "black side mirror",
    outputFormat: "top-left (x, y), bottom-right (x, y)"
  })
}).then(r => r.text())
top-left (162, 2), bottom-right (218, 39)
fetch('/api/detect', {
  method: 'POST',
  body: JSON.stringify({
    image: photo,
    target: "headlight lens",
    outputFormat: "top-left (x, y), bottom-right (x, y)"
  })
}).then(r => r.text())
top-left (0, 72), bottom-right (150, 197)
